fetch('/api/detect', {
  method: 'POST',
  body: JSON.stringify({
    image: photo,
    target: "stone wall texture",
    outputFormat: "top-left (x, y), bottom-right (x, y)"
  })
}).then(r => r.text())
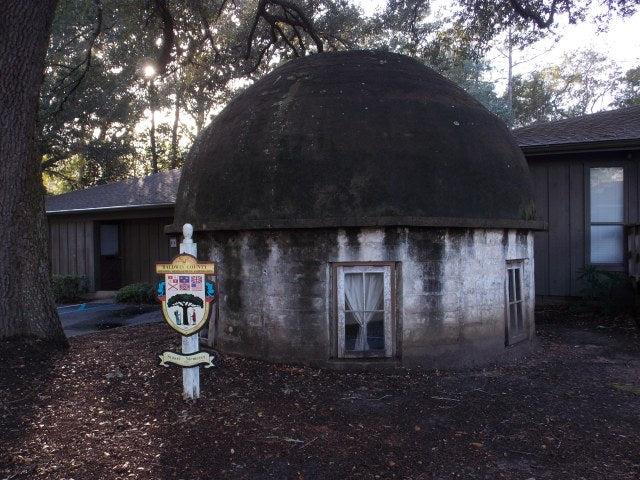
top-left (201, 227), bottom-right (535, 369)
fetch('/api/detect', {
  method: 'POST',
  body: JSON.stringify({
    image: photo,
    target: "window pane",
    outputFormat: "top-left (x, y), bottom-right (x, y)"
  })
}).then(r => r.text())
top-left (344, 311), bottom-right (361, 351)
top-left (516, 302), bottom-right (524, 331)
top-left (100, 224), bottom-right (119, 255)
top-left (366, 312), bottom-right (385, 350)
top-left (344, 273), bottom-right (364, 311)
top-left (364, 273), bottom-right (384, 311)
top-left (591, 167), bottom-right (623, 222)
top-left (590, 225), bottom-right (624, 264)
top-left (508, 269), bottom-right (515, 303)
top-left (514, 268), bottom-right (522, 302)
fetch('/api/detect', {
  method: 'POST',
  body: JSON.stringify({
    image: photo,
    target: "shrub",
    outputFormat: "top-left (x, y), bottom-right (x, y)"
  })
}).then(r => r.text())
top-left (52, 275), bottom-right (89, 304)
top-left (115, 282), bottom-right (157, 304)
top-left (577, 265), bottom-right (634, 313)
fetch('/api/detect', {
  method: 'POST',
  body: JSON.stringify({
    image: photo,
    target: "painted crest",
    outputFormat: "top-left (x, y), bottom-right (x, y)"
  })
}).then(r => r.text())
top-left (156, 254), bottom-right (216, 336)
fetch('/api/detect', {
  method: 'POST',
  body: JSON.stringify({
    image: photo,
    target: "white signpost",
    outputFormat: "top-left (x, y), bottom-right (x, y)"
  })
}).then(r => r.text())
top-left (179, 224), bottom-right (200, 399)
top-left (155, 224), bottom-right (216, 400)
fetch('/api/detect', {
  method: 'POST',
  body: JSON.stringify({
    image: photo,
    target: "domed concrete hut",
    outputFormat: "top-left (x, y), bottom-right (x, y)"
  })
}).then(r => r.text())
top-left (170, 50), bottom-right (543, 369)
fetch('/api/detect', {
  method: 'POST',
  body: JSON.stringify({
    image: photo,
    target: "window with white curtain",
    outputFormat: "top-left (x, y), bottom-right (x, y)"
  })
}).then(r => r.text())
top-left (335, 264), bottom-right (394, 358)
top-left (590, 167), bottom-right (624, 265)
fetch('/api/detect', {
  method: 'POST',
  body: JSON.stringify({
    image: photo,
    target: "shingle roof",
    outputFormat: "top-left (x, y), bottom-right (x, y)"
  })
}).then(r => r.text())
top-left (513, 105), bottom-right (640, 150)
top-left (45, 169), bottom-right (181, 214)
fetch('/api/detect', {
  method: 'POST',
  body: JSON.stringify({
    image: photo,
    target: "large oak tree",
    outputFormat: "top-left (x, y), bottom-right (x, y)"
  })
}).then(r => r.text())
top-left (0, 0), bottom-right (67, 346)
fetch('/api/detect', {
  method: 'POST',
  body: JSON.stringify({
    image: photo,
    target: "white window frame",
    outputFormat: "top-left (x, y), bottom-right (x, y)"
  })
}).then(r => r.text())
top-left (505, 260), bottom-right (527, 345)
top-left (587, 166), bottom-right (626, 268)
top-left (334, 263), bottom-right (395, 359)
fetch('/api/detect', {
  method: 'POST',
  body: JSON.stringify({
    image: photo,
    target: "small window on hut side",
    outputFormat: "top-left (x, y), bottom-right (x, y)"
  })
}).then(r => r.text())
top-left (335, 264), bottom-right (394, 358)
top-left (506, 261), bottom-right (527, 345)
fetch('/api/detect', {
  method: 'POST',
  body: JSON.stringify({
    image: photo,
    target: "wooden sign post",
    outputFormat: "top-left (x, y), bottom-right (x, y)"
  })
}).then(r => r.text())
top-left (156, 224), bottom-right (216, 400)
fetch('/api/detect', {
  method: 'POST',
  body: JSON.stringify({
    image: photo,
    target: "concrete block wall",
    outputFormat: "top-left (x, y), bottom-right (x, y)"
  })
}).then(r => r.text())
top-left (201, 226), bottom-right (535, 369)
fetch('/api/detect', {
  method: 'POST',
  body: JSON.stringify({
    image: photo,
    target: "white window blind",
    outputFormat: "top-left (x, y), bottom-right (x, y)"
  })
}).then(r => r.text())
top-left (590, 167), bottom-right (624, 265)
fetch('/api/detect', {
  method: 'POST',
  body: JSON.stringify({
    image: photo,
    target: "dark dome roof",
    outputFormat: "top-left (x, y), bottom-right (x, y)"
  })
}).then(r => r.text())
top-left (174, 50), bottom-right (537, 231)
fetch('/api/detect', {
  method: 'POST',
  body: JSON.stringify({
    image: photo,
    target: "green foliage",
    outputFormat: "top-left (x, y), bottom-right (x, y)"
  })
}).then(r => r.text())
top-left (115, 282), bottom-right (157, 304)
top-left (39, 0), bottom-right (640, 191)
top-left (41, 0), bottom-right (371, 193)
top-left (510, 70), bottom-right (560, 126)
top-left (440, 58), bottom-right (510, 119)
top-left (457, 0), bottom-right (638, 42)
top-left (372, 4), bottom-right (510, 119)
top-left (577, 265), bottom-right (633, 313)
top-left (52, 274), bottom-right (89, 303)
top-left (510, 49), bottom-right (622, 127)
top-left (521, 200), bottom-right (537, 221)
top-left (167, 293), bottom-right (204, 308)
top-left (613, 66), bottom-right (640, 108)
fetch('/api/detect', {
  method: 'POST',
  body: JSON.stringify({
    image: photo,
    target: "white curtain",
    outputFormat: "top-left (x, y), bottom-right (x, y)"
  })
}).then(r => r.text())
top-left (344, 273), bottom-right (384, 351)
top-left (344, 274), bottom-right (365, 350)
top-left (364, 273), bottom-right (384, 349)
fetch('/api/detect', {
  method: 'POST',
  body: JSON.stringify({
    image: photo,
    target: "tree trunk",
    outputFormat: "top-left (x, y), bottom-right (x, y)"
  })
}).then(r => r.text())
top-left (0, 0), bottom-right (68, 346)
top-left (195, 85), bottom-right (205, 134)
top-left (150, 108), bottom-right (158, 173)
top-left (170, 82), bottom-right (181, 169)
top-left (149, 82), bottom-right (159, 174)
top-left (506, 27), bottom-right (514, 127)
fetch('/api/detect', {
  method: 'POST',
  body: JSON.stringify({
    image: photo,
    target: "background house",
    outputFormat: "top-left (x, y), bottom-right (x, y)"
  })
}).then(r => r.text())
top-left (45, 169), bottom-right (180, 292)
top-left (513, 105), bottom-right (640, 297)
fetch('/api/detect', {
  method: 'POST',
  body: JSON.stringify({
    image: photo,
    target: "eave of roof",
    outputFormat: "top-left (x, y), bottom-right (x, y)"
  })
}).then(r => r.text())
top-left (165, 216), bottom-right (547, 233)
top-left (521, 138), bottom-right (640, 157)
top-left (46, 202), bottom-right (175, 215)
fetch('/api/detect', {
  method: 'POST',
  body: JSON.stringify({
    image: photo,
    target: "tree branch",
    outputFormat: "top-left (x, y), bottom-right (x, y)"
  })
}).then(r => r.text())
top-left (508, 0), bottom-right (559, 28)
top-left (43, 167), bottom-right (80, 190)
top-left (245, 0), bottom-right (323, 60)
top-left (55, 0), bottom-right (103, 113)
top-left (244, 43), bottom-right (272, 75)
top-left (246, 0), bottom-right (268, 59)
top-left (189, 0), bottom-right (222, 60)
top-left (153, 0), bottom-right (176, 75)
top-left (271, 0), bottom-right (323, 52)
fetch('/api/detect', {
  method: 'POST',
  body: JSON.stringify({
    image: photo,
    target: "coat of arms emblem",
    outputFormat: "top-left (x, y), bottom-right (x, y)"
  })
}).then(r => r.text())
top-left (156, 254), bottom-right (216, 335)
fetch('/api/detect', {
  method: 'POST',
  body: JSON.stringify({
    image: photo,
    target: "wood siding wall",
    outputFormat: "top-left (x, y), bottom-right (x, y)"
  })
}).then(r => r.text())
top-left (529, 151), bottom-right (639, 296)
top-left (48, 210), bottom-right (175, 291)
top-left (49, 219), bottom-right (96, 291)
top-left (121, 218), bottom-right (173, 286)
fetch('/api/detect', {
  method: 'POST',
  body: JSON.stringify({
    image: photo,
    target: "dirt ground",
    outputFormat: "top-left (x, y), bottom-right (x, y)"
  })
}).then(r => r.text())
top-left (1, 306), bottom-right (639, 480)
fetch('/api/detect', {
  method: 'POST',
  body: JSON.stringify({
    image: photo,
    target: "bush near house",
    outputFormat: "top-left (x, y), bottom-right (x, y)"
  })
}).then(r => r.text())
top-left (577, 265), bottom-right (635, 314)
top-left (52, 275), bottom-right (89, 304)
top-left (115, 283), bottom-right (157, 304)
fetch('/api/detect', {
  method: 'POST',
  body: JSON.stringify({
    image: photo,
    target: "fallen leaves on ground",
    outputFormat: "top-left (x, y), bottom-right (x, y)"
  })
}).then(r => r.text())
top-left (0, 306), bottom-right (639, 479)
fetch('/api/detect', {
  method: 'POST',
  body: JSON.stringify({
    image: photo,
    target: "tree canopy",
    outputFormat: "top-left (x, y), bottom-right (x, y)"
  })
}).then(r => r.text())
top-left (38, 0), bottom-right (640, 192)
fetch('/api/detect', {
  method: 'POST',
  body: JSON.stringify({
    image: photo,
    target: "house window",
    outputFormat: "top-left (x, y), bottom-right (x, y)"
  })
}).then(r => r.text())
top-left (335, 264), bottom-right (394, 358)
top-left (590, 167), bottom-right (624, 265)
top-left (506, 261), bottom-right (527, 345)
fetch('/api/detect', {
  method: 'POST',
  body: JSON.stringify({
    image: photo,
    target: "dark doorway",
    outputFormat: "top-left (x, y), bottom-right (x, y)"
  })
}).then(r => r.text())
top-left (99, 223), bottom-right (122, 290)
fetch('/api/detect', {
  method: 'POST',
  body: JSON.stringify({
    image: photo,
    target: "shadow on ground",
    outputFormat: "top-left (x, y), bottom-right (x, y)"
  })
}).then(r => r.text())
top-left (0, 306), bottom-right (639, 479)
top-left (0, 340), bottom-right (64, 478)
